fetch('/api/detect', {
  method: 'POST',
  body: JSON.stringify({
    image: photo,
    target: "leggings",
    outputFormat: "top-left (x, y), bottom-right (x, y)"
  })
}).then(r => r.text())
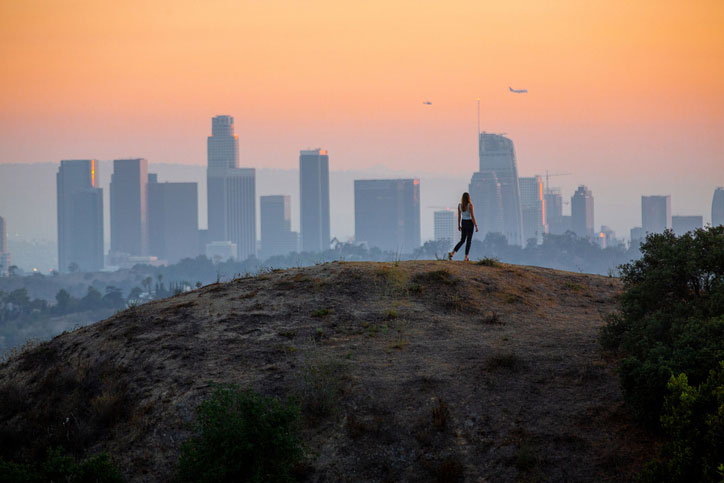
top-left (454, 219), bottom-right (474, 255)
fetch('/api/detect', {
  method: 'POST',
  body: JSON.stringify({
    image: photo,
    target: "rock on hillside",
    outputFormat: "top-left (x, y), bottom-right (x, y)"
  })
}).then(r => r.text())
top-left (0, 261), bottom-right (654, 481)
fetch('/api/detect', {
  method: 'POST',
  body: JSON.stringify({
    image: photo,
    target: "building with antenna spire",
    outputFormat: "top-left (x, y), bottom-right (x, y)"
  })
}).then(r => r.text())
top-left (468, 132), bottom-right (524, 245)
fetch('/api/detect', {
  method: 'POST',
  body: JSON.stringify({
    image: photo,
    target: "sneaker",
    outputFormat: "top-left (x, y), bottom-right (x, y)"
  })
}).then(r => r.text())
top-left (448, 251), bottom-right (453, 261)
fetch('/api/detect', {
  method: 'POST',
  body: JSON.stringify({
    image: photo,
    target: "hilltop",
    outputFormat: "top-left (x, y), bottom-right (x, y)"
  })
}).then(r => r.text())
top-left (0, 261), bottom-right (654, 481)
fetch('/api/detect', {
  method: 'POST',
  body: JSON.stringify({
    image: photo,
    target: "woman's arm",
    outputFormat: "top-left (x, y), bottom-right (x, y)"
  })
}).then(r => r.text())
top-left (470, 203), bottom-right (479, 232)
top-left (457, 205), bottom-right (461, 231)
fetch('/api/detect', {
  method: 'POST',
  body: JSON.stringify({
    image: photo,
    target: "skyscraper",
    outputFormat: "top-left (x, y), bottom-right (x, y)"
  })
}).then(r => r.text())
top-left (207, 115), bottom-right (240, 242)
top-left (354, 179), bottom-right (420, 253)
top-left (519, 176), bottom-right (547, 244)
top-left (225, 169), bottom-right (256, 260)
top-left (260, 195), bottom-right (298, 259)
top-left (0, 216), bottom-right (9, 276)
top-left (671, 215), bottom-right (703, 236)
top-left (544, 188), bottom-right (569, 235)
top-left (148, 176), bottom-right (199, 263)
top-left (468, 171), bottom-right (504, 238)
top-left (300, 149), bottom-right (330, 252)
top-left (434, 210), bottom-right (455, 243)
top-left (641, 195), bottom-right (671, 234)
top-left (712, 188), bottom-right (724, 227)
top-left (110, 158), bottom-right (148, 256)
top-left (57, 160), bottom-right (104, 272)
top-left (571, 185), bottom-right (594, 238)
top-left (206, 115), bottom-right (256, 260)
top-left (476, 132), bottom-right (524, 245)
top-left (0, 215), bottom-right (6, 254)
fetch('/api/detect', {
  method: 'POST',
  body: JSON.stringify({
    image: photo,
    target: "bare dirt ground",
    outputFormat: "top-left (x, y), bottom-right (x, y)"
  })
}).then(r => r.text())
top-left (0, 261), bottom-right (655, 482)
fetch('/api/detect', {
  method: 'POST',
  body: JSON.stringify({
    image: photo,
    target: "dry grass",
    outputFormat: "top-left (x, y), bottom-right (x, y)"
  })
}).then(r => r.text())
top-left (0, 260), bottom-right (654, 482)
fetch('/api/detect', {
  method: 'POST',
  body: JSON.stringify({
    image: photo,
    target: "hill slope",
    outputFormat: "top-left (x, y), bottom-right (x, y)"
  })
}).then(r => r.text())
top-left (0, 261), bottom-right (654, 481)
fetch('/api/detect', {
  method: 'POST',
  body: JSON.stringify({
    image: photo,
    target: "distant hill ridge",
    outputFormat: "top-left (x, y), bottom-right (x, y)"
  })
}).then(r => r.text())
top-left (0, 261), bottom-right (654, 481)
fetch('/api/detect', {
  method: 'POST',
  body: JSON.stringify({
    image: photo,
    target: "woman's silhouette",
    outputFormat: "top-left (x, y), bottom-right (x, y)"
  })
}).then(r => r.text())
top-left (448, 192), bottom-right (478, 261)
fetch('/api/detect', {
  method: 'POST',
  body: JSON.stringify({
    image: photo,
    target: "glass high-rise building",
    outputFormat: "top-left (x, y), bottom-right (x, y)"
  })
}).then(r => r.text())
top-left (148, 176), bottom-right (199, 264)
top-left (110, 158), bottom-right (148, 256)
top-left (571, 185), bottom-right (594, 238)
top-left (434, 210), bottom-right (455, 243)
top-left (519, 176), bottom-right (547, 244)
top-left (354, 179), bottom-right (420, 253)
top-left (207, 115), bottom-right (240, 242)
top-left (671, 215), bottom-right (703, 236)
top-left (476, 132), bottom-right (524, 245)
top-left (57, 160), bottom-right (104, 272)
top-left (0, 216), bottom-right (9, 276)
top-left (0, 215), bottom-right (6, 254)
top-left (712, 188), bottom-right (724, 227)
top-left (260, 195), bottom-right (298, 259)
top-left (206, 115), bottom-right (256, 260)
top-left (468, 171), bottom-right (504, 239)
top-left (300, 149), bottom-right (330, 252)
top-left (641, 195), bottom-right (671, 234)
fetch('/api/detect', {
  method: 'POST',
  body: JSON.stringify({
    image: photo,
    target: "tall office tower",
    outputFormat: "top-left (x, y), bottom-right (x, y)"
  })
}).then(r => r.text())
top-left (207, 115), bottom-right (240, 241)
top-left (544, 188), bottom-right (568, 235)
top-left (641, 195), bottom-right (671, 234)
top-left (110, 158), bottom-right (148, 256)
top-left (354, 179), bottom-right (420, 253)
top-left (225, 169), bottom-right (256, 260)
top-left (148, 175), bottom-right (199, 263)
top-left (519, 176), bottom-right (547, 244)
top-left (571, 185), bottom-right (594, 238)
top-left (300, 149), bottom-right (330, 252)
top-left (630, 227), bottom-right (645, 246)
top-left (0, 215), bottom-right (6, 253)
top-left (205, 115), bottom-right (256, 260)
top-left (57, 160), bottom-right (104, 272)
top-left (671, 215), bottom-right (703, 236)
top-left (260, 195), bottom-right (298, 259)
top-left (434, 210), bottom-right (455, 243)
top-left (477, 132), bottom-right (524, 245)
top-left (713, 188), bottom-right (724, 227)
top-left (0, 216), bottom-right (9, 276)
top-left (468, 171), bottom-right (504, 238)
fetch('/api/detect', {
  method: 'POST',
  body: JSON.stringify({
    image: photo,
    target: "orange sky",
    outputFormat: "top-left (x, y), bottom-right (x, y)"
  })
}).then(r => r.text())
top-left (1, 0), bottom-right (723, 229)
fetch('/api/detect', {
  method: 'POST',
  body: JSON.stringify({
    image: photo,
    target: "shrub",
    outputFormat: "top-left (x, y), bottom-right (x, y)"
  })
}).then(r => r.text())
top-left (0, 447), bottom-right (122, 483)
top-left (476, 257), bottom-right (500, 267)
top-left (600, 227), bottom-right (724, 479)
top-left (298, 357), bottom-right (345, 423)
top-left (177, 385), bottom-right (302, 483)
top-left (640, 362), bottom-right (724, 482)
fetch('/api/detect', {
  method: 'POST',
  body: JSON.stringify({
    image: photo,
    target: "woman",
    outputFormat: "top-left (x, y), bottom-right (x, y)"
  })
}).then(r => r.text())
top-left (448, 192), bottom-right (478, 261)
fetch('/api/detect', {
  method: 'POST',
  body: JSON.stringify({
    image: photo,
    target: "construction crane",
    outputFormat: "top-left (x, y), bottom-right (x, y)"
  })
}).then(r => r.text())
top-left (544, 170), bottom-right (572, 192)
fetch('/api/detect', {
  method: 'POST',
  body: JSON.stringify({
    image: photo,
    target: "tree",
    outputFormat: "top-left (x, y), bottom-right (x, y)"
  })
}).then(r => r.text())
top-left (601, 226), bottom-right (724, 480)
top-left (103, 286), bottom-right (125, 309)
top-left (54, 289), bottom-right (74, 315)
top-left (80, 286), bottom-right (103, 311)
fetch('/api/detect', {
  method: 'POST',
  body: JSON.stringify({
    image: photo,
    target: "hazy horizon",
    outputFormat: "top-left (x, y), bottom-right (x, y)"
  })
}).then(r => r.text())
top-left (1, 0), bottom-right (723, 269)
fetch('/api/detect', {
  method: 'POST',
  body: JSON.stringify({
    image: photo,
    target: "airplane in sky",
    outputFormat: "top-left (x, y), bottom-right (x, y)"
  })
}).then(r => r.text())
top-left (422, 101), bottom-right (432, 105)
top-left (509, 87), bottom-right (528, 93)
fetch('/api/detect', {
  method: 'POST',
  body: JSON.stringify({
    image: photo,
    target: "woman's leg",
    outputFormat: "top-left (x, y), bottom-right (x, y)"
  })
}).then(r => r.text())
top-left (453, 230), bottom-right (467, 254)
top-left (464, 225), bottom-right (474, 256)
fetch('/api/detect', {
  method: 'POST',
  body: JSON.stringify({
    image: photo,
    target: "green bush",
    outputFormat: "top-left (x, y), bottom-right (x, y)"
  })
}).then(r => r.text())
top-left (0, 447), bottom-right (122, 483)
top-left (177, 385), bottom-right (302, 483)
top-left (640, 362), bottom-right (724, 482)
top-left (600, 227), bottom-right (724, 480)
top-left (601, 227), bottom-right (724, 426)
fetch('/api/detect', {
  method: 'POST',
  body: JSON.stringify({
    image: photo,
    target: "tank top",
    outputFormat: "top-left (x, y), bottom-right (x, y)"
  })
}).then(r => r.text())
top-left (459, 203), bottom-right (472, 220)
